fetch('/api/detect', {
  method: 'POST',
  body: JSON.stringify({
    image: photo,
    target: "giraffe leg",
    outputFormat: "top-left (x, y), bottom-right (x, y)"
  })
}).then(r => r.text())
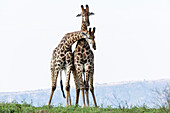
top-left (65, 65), bottom-right (72, 107)
top-left (85, 64), bottom-right (90, 107)
top-left (65, 85), bottom-right (70, 107)
top-left (72, 67), bottom-right (80, 105)
top-left (89, 69), bottom-right (97, 107)
top-left (81, 89), bottom-right (85, 108)
top-left (85, 87), bottom-right (89, 107)
top-left (76, 89), bottom-right (80, 105)
top-left (47, 70), bottom-right (59, 106)
top-left (76, 65), bottom-right (85, 107)
top-left (78, 73), bottom-right (85, 107)
top-left (90, 86), bottom-right (97, 107)
top-left (68, 87), bottom-right (71, 106)
top-left (65, 51), bottom-right (74, 106)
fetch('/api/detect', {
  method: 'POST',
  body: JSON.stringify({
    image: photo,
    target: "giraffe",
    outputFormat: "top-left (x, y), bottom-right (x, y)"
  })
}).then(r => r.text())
top-left (73, 5), bottom-right (97, 107)
top-left (47, 29), bottom-right (95, 107)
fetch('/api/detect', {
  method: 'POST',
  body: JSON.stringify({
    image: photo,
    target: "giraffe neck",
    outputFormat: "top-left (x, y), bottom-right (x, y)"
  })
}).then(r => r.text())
top-left (81, 20), bottom-right (87, 31)
top-left (64, 31), bottom-right (86, 50)
top-left (76, 20), bottom-right (89, 46)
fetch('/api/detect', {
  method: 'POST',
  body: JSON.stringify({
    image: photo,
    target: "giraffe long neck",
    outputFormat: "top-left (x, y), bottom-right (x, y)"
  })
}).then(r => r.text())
top-left (81, 20), bottom-right (87, 31)
top-left (64, 32), bottom-right (85, 50)
top-left (76, 19), bottom-right (89, 46)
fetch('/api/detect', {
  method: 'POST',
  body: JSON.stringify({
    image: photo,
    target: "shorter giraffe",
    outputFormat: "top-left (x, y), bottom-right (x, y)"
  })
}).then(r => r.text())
top-left (47, 29), bottom-right (95, 107)
top-left (74, 27), bottom-right (97, 107)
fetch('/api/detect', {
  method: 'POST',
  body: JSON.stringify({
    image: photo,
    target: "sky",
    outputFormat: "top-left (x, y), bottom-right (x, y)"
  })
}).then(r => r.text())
top-left (0, 0), bottom-right (170, 92)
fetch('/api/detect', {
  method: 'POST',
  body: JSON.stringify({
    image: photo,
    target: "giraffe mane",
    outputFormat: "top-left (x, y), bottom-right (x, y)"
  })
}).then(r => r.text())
top-left (65, 30), bottom-right (87, 36)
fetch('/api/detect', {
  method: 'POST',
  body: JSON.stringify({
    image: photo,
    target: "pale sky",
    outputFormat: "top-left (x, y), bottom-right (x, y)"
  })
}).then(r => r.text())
top-left (0, 0), bottom-right (170, 92)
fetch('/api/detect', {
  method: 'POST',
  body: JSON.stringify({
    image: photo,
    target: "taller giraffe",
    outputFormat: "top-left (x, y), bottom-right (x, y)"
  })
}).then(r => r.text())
top-left (47, 29), bottom-right (95, 106)
top-left (74, 5), bottom-right (97, 107)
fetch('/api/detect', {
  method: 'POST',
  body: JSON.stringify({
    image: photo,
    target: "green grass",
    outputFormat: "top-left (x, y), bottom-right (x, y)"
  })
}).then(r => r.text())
top-left (0, 101), bottom-right (169, 113)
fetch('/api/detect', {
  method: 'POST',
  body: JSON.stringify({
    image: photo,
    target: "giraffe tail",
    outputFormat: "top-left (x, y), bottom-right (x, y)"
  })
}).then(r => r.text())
top-left (60, 71), bottom-right (66, 98)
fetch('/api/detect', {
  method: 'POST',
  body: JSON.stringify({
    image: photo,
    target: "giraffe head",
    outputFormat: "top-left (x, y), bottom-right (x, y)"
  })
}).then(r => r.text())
top-left (76, 5), bottom-right (94, 26)
top-left (86, 27), bottom-right (96, 50)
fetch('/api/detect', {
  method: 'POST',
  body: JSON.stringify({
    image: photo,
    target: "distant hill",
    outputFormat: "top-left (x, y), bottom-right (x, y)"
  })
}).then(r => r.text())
top-left (0, 79), bottom-right (170, 108)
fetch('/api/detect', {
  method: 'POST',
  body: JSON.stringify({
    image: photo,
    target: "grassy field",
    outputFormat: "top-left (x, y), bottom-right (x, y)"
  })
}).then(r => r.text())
top-left (0, 101), bottom-right (169, 113)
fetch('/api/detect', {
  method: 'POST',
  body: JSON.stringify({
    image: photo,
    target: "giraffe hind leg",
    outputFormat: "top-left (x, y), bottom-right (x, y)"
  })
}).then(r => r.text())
top-left (89, 71), bottom-right (97, 107)
top-left (47, 70), bottom-right (59, 106)
top-left (76, 66), bottom-right (86, 107)
top-left (90, 87), bottom-right (97, 107)
top-left (85, 87), bottom-right (89, 107)
top-left (81, 89), bottom-right (85, 108)
top-left (75, 89), bottom-right (80, 105)
top-left (85, 76), bottom-right (90, 107)
top-left (72, 68), bottom-right (80, 106)
top-left (84, 64), bottom-right (91, 107)
top-left (85, 80), bottom-right (89, 107)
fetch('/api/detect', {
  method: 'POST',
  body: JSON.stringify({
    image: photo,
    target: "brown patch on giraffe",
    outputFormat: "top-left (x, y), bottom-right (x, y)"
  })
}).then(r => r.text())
top-left (57, 64), bottom-right (61, 67)
top-left (77, 64), bottom-right (81, 67)
top-left (78, 53), bottom-right (82, 56)
top-left (77, 56), bottom-right (80, 61)
top-left (60, 54), bottom-right (64, 57)
top-left (61, 49), bottom-right (64, 53)
top-left (84, 59), bottom-right (87, 63)
top-left (87, 59), bottom-right (90, 63)
top-left (86, 52), bottom-right (89, 55)
top-left (90, 62), bottom-right (93, 65)
top-left (53, 49), bottom-right (56, 53)
top-left (57, 60), bottom-right (61, 63)
top-left (62, 57), bottom-right (65, 61)
top-left (83, 53), bottom-right (87, 59)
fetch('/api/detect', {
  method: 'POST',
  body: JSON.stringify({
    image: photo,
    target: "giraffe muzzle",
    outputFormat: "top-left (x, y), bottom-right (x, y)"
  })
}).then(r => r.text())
top-left (93, 42), bottom-right (96, 50)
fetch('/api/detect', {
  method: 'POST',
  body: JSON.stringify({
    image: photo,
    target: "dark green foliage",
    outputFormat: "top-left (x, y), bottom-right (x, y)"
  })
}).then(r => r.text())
top-left (0, 102), bottom-right (169, 113)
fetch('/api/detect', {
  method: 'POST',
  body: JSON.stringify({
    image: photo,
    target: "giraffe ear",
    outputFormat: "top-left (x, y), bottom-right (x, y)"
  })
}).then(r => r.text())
top-left (76, 13), bottom-right (82, 17)
top-left (89, 12), bottom-right (95, 16)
